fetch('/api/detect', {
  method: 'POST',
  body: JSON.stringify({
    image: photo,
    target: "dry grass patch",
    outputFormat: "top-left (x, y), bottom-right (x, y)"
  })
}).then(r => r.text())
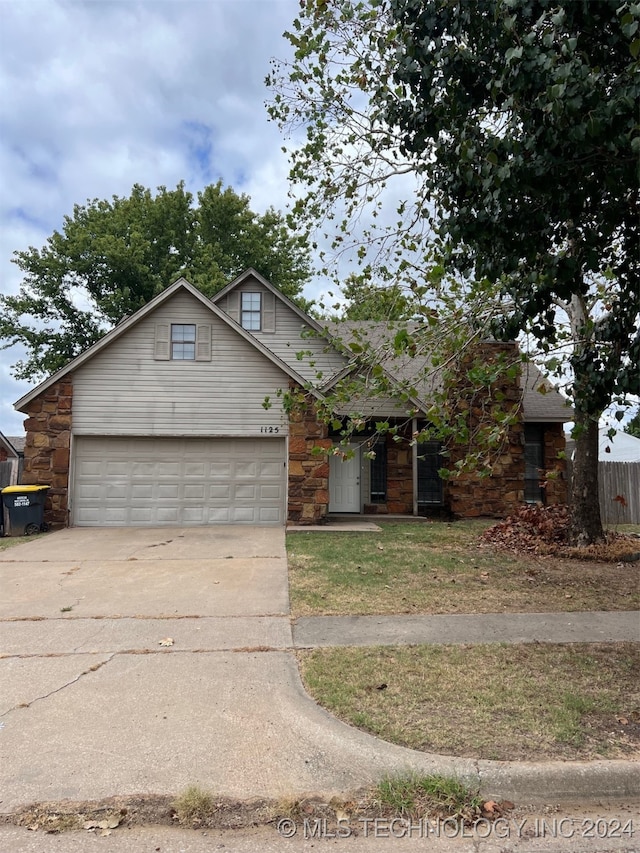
top-left (298, 643), bottom-right (640, 761)
top-left (287, 522), bottom-right (639, 616)
top-left (0, 531), bottom-right (51, 553)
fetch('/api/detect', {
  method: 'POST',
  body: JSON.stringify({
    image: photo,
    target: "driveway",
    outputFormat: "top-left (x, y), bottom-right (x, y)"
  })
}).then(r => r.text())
top-left (0, 526), bottom-right (289, 620)
top-left (0, 527), bottom-right (478, 814)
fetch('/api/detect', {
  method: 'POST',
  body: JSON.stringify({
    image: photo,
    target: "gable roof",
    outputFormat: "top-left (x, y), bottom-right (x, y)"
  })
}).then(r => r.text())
top-left (322, 320), bottom-right (572, 422)
top-left (14, 277), bottom-right (316, 413)
top-left (212, 268), bottom-right (327, 335)
top-left (5, 435), bottom-right (25, 454)
top-left (0, 432), bottom-right (20, 458)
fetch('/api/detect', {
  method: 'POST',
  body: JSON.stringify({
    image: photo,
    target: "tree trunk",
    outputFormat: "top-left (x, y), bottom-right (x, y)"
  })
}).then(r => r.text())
top-left (568, 409), bottom-right (605, 546)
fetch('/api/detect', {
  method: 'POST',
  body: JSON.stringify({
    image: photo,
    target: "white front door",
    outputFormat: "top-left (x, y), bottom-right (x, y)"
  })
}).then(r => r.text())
top-left (329, 445), bottom-right (361, 513)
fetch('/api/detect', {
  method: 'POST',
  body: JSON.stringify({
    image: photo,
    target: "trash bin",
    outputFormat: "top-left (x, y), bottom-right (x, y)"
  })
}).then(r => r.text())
top-left (1, 485), bottom-right (49, 536)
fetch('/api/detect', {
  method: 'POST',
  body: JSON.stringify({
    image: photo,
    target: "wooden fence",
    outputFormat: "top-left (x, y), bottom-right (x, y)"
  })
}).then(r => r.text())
top-left (597, 462), bottom-right (640, 525)
top-left (0, 461), bottom-right (13, 489)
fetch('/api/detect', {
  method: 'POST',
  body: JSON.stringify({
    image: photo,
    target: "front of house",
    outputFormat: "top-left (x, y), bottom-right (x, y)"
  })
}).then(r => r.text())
top-left (14, 270), bottom-right (571, 528)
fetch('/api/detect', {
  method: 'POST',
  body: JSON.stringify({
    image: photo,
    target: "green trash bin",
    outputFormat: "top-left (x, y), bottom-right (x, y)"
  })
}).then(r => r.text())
top-left (1, 485), bottom-right (49, 536)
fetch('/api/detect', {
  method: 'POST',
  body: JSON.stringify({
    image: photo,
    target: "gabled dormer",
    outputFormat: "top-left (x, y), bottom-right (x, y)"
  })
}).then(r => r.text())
top-left (213, 269), bottom-right (347, 383)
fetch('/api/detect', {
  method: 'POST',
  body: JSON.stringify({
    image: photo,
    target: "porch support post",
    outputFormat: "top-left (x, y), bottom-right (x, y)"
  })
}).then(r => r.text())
top-left (412, 417), bottom-right (418, 516)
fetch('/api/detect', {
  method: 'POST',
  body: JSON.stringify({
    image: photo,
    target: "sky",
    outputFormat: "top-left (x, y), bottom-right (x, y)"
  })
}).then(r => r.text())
top-left (0, 0), bottom-right (309, 435)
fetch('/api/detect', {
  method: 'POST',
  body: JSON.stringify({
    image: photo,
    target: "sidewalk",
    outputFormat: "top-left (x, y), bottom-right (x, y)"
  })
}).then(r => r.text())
top-left (294, 610), bottom-right (640, 647)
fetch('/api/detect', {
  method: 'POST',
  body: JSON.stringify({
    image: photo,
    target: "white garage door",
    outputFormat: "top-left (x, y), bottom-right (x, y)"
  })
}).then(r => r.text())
top-left (72, 436), bottom-right (286, 526)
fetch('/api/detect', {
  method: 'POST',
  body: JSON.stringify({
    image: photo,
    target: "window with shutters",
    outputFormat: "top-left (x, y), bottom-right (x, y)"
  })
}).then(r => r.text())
top-left (171, 324), bottom-right (196, 360)
top-left (241, 293), bottom-right (261, 330)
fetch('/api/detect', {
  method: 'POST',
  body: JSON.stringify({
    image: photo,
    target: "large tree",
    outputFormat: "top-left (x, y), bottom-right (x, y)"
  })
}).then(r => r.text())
top-left (268, 0), bottom-right (639, 545)
top-left (624, 407), bottom-right (640, 440)
top-left (1, 181), bottom-right (312, 380)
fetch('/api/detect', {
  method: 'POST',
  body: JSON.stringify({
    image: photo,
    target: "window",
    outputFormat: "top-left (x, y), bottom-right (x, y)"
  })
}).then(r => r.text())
top-left (241, 292), bottom-right (261, 330)
top-left (171, 324), bottom-right (196, 360)
top-left (524, 424), bottom-right (545, 503)
top-left (417, 442), bottom-right (444, 505)
top-left (370, 440), bottom-right (387, 503)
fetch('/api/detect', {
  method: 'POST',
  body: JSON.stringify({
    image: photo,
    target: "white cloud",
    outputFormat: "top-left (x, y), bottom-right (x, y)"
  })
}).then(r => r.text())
top-left (0, 0), bottom-right (303, 433)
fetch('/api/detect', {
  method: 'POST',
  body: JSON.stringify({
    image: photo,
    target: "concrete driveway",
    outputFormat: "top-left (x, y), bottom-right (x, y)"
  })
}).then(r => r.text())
top-left (0, 527), bottom-right (477, 814)
top-left (0, 526), bottom-right (289, 620)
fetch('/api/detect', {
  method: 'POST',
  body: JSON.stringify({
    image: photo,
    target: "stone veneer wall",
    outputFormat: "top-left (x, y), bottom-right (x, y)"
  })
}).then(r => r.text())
top-left (363, 429), bottom-right (414, 515)
top-left (445, 425), bottom-right (525, 517)
top-left (287, 392), bottom-right (331, 524)
top-left (384, 429), bottom-right (414, 514)
top-left (21, 378), bottom-right (72, 526)
top-left (442, 343), bottom-right (525, 518)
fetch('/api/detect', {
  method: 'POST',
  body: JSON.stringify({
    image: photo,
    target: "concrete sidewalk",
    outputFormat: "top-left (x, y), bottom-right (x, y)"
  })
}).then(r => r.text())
top-left (294, 611), bottom-right (640, 647)
top-left (1, 527), bottom-right (638, 818)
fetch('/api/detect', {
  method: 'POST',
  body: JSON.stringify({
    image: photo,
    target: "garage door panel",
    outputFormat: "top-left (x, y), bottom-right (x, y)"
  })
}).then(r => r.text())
top-left (209, 463), bottom-right (232, 478)
top-left (260, 507), bottom-right (280, 523)
top-left (184, 462), bottom-right (206, 477)
top-left (260, 485), bottom-right (281, 499)
top-left (72, 437), bottom-right (285, 526)
top-left (183, 484), bottom-right (206, 499)
top-left (157, 484), bottom-right (180, 499)
top-left (208, 484), bottom-right (231, 500)
top-left (132, 485), bottom-right (153, 499)
top-left (232, 507), bottom-right (255, 522)
top-left (209, 508), bottom-right (231, 523)
top-left (235, 484), bottom-right (256, 500)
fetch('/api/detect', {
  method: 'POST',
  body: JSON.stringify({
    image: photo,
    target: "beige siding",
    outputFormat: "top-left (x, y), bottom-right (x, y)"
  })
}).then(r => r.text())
top-left (72, 290), bottom-right (289, 436)
top-left (217, 278), bottom-right (347, 384)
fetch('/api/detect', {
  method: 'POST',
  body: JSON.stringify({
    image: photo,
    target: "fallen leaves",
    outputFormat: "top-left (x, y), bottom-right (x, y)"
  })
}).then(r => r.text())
top-left (482, 799), bottom-right (514, 818)
top-left (480, 504), bottom-right (570, 553)
top-left (84, 816), bottom-right (121, 836)
top-left (480, 504), bottom-right (640, 562)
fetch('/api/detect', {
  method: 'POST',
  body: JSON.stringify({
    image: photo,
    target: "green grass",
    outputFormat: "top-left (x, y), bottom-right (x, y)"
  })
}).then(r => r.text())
top-left (0, 536), bottom-right (27, 551)
top-left (375, 774), bottom-right (483, 820)
top-left (287, 521), bottom-right (639, 615)
top-left (0, 531), bottom-right (50, 552)
top-left (297, 643), bottom-right (640, 761)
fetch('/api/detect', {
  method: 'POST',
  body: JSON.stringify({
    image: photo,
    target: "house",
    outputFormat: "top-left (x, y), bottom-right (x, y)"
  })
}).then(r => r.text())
top-left (0, 432), bottom-right (23, 488)
top-left (13, 269), bottom-right (571, 528)
top-left (598, 428), bottom-right (640, 462)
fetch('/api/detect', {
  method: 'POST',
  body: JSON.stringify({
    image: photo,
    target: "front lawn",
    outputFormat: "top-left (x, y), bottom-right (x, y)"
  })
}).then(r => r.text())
top-left (298, 642), bottom-right (640, 761)
top-left (287, 521), bottom-right (639, 616)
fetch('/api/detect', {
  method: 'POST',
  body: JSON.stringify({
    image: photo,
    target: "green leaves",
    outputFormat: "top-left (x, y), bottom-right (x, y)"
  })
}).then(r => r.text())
top-left (267, 0), bottom-right (638, 540)
top-left (2, 181), bottom-right (312, 380)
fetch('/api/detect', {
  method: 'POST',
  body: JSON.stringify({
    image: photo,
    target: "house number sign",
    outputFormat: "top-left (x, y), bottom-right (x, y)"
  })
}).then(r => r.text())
top-left (260, 426), bottom-right (280, 433)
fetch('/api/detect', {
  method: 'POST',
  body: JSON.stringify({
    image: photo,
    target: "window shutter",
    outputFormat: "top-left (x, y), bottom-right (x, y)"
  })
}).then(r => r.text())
top-left (226, 292), bottom-right (239, 323)
top-left (155, 324), bottom-right (170, 360)
top-left (195, 324), bottom-right (212, 361)
top-left (262, 291), bottom-right (276, 333)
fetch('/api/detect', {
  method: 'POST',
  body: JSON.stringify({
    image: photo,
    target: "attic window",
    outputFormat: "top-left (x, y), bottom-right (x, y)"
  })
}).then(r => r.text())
top-left (241, 292), bottom-right (261, 330)
top-left (171, 324), bottom-right (196, 360)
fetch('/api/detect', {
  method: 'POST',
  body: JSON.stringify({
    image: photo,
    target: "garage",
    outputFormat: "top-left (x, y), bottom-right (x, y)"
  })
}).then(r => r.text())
top-left (71, 436), bottom-right (286, 526)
